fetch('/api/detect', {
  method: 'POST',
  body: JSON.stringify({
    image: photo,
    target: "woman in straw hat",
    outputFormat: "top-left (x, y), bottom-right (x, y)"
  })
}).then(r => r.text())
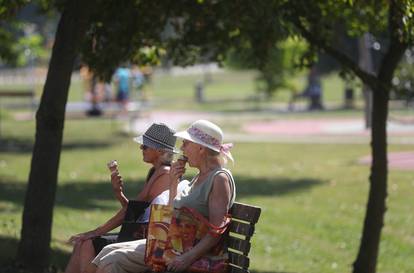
top-left (64, 123), bottom-right (178, 273)
top-left (87, 119), bottom-right (236, 273)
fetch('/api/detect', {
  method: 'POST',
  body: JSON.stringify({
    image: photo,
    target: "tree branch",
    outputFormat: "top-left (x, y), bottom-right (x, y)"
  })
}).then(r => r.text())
top-left (377, 0), bottom-right (408, 84)
top-left (291, 18), bottom-right (379, 89)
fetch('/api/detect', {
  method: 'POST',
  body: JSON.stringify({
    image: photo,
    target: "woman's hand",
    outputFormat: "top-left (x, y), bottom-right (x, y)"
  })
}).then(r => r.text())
top-left (111, 170), bottom-right (123, 193)
top-left (169, 161), bottom-right (186, 184)
top-left (68, 230), bottom-right (97, 245)
top-left (166, 252), bottom-right (196, 272)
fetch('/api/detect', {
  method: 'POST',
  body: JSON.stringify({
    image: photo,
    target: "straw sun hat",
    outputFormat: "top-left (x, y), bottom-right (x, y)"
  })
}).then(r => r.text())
top-left (174, 120), bottom-right (234, 162)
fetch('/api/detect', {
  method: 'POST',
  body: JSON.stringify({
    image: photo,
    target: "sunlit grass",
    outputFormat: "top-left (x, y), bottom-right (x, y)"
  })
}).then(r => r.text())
top-left (0, 117), bottom-right (413, 273)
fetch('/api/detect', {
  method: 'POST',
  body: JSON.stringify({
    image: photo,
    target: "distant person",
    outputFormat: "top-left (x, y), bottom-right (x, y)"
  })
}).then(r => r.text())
top-left (64, 123), bottom-right (178, 273)
top-left (303, 67), bottom-right (324, 111)
top-left (80, 64), bottom-right (93, 102)
top-left (140, 66), bottom-right (153, 101)
top-left (113, 66), bottom-right (131, 111)
top-left (80, 65), bottom-right (103, 116)
top-left (131, 65), bottom-right (145, 100)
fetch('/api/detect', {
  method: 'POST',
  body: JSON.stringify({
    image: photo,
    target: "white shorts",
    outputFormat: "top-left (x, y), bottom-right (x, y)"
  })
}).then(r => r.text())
top-left (92, 239), bottom-right (148, 273)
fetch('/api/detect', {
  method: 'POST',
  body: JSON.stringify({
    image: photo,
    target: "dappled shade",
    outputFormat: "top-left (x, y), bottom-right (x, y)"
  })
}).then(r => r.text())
top-left (234, 176), bottom-right (324, 198)
top-left (0, 176), bottom-right (324, 211)
top-left (0, 235), bottom-right (302, 273)
top-left (0, 136), bottom-right (117, 154)
top-left (0, 235), bottom-right (70, 272)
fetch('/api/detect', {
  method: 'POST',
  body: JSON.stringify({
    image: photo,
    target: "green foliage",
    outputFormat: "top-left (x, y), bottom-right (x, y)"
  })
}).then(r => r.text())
top-left (81, 1), bottom-right (172, 81)
top-left (226, 37), bottom-right (308, 97)
top-left (13, 29), bottom-right (47, 66)
top-left (0, 1), bottom-right (31, 65)
top-left (0, 0), bottom-right (30, 19)
top-left (391, 47), bottom-right (414, 101)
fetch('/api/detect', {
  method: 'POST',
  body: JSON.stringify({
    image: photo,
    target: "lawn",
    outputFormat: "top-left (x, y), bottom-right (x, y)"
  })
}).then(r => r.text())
top-left (0, 116), bottom-right (413, 273)
top-left (0, 68), bottom-right (348, 112)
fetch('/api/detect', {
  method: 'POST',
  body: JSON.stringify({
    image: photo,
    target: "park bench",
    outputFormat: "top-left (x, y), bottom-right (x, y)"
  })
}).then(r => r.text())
top-left (0, 89), bottom-right (36, 137)
top-left (0, 89), bottom-right (36, 108)
top-left (226, 202), bottom-right (261, 273)
top-left (96, 201), bottom-right (262, 273)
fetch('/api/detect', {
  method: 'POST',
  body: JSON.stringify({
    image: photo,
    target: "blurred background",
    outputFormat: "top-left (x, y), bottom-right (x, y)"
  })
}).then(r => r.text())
top-left (0, 2), bottom-right (413, 273)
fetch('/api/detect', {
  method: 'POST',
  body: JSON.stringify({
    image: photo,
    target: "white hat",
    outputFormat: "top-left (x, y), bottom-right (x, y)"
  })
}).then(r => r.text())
top-left (174, 120), bottom-right (234, 162)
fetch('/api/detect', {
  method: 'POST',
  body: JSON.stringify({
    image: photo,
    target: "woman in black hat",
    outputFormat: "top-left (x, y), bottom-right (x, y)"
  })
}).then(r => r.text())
top-left (64, 123), bottom-right (178, 273)
top-left (86, 120), bottom-right (236, 273)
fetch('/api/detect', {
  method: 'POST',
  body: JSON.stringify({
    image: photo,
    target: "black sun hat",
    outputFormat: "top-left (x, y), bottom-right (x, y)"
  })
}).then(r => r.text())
top-left (133, 123), bottom-right (178, 153)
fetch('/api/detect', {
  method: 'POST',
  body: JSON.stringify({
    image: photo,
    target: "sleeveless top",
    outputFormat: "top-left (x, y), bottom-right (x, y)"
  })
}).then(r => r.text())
top-left (173, 167), bottom-right (236, 218)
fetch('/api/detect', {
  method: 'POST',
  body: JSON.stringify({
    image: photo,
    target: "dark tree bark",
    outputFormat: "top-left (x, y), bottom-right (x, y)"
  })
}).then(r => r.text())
top-left (17, 1), bottom-right (93, 271)
top-left (352, 2), bottom-right (407, 272)
top-left (353, 43), bottom-right (407, 273)
top-left (352, 84), bottom-right (388, 273)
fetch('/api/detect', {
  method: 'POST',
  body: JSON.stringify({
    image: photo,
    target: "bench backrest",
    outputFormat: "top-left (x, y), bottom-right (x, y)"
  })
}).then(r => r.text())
top-left (226, 202), bottom-right (262, 273)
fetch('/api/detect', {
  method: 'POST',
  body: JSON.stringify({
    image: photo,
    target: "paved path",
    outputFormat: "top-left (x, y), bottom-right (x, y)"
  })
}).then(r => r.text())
top-left (129, 110), bottom-right (414, 142)
top-left (359, 151), bottom-right (414, 170)
top-left (129, 110), bottom-right (414, 170)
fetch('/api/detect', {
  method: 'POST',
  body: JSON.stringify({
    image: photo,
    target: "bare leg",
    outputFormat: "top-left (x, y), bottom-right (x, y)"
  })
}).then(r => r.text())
top-left (83, 263), bottom-right (98, 273)
top-left (64, 242), bottom-right (82, 273)
top-left (79, 239), bottom-right (96, 272)
top-left (96, 264), bottom-right (112, 273)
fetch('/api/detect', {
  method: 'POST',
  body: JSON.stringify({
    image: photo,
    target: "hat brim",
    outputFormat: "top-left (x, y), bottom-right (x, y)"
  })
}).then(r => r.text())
top-left (133, 135), bottom-right (179, 153)
top-left (174, 131), bottom-right (220, 153)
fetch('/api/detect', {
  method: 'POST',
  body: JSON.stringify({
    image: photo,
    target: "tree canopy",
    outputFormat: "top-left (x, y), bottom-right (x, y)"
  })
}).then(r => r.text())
top-left (2, 1), bottom-right (414, 273)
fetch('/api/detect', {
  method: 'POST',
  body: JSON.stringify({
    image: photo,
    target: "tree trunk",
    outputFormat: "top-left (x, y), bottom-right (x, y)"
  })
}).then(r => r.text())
top-left (17, 1), bottom-right (92, 271)
top-left (352, 27), bottom-right (407, 272)
top-left (352, 84), bottom-right (388, 273)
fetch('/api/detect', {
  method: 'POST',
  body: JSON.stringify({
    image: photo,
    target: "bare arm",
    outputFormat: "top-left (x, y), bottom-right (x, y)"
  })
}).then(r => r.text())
top-left (68, 206), bottom-right (127, 244)
top-left (166, 173), bottom-right (231, 272)
top-left (137, 172), bottom-right (170, 202)
top-left (111, 170), bottom-right (129, 207)
top-left (168, 161), bottom-right (186, 205)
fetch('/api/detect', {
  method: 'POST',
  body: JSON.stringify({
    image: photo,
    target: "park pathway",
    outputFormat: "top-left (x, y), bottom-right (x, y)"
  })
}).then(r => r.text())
top-left (130, 110), bottom-right (414, 170)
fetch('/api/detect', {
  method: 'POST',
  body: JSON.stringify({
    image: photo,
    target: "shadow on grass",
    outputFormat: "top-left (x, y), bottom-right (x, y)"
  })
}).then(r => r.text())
top-left (0, 138), bottom-right (33, 154)
top-left (214, 104), bottom-right (354, 115)
top-left (0, 176), bottom-right (324, 210)
top-left (0, 235), bottom-right (300, 273)
top-left (0, 137), bottom-right (116, 154)
top-left (0, 235), bottom-right (70, 273)
top-left (0, 179), bottom-right (146, 210)
top-left (235, 176), bottom-right (324, 198)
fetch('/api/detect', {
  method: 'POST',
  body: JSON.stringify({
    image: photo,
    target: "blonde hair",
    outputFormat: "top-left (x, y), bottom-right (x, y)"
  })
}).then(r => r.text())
top-left (160, 150), bottom-right (174, 166)
top-left (205, 147), bottom-right (228, 166)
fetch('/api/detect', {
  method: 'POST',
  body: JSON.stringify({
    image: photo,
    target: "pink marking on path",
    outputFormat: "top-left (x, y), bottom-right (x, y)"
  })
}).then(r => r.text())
top-left (243, 119), bottom-right (367, 136)
top-left (359, 151), bottom-right (414, 170)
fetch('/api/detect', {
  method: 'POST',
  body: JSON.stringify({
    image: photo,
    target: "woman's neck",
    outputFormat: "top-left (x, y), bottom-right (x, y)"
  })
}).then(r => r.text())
top-left (198, 161), bottom-right (220, 176)
top-left (152, 160), bottom-right (167, 170)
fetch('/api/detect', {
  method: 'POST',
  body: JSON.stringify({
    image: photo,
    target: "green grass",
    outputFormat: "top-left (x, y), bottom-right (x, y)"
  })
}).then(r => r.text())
top-left (0, 117), bottom-right (413, 273)
top-left (3, 68), bottom-right (412, 118)
top-left (0, 68), bottom-right (413, 273)
top-left (148, 70), bottom-right (348, 112)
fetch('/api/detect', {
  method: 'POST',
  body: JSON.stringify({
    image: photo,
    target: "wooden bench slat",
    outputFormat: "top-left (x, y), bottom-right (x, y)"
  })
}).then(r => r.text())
top-left (230, 202), bottom-right (261, 224)
top-left (227, 237), bottom-right (251, 255)
top-left (0, 90), bottom-right (34, 97)
top-left (229, 221), bottom-right (255, 238)
top-left (228, 264), bottom-right (250, 273)
top-left (228, 252), bottom-right (250, 269)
